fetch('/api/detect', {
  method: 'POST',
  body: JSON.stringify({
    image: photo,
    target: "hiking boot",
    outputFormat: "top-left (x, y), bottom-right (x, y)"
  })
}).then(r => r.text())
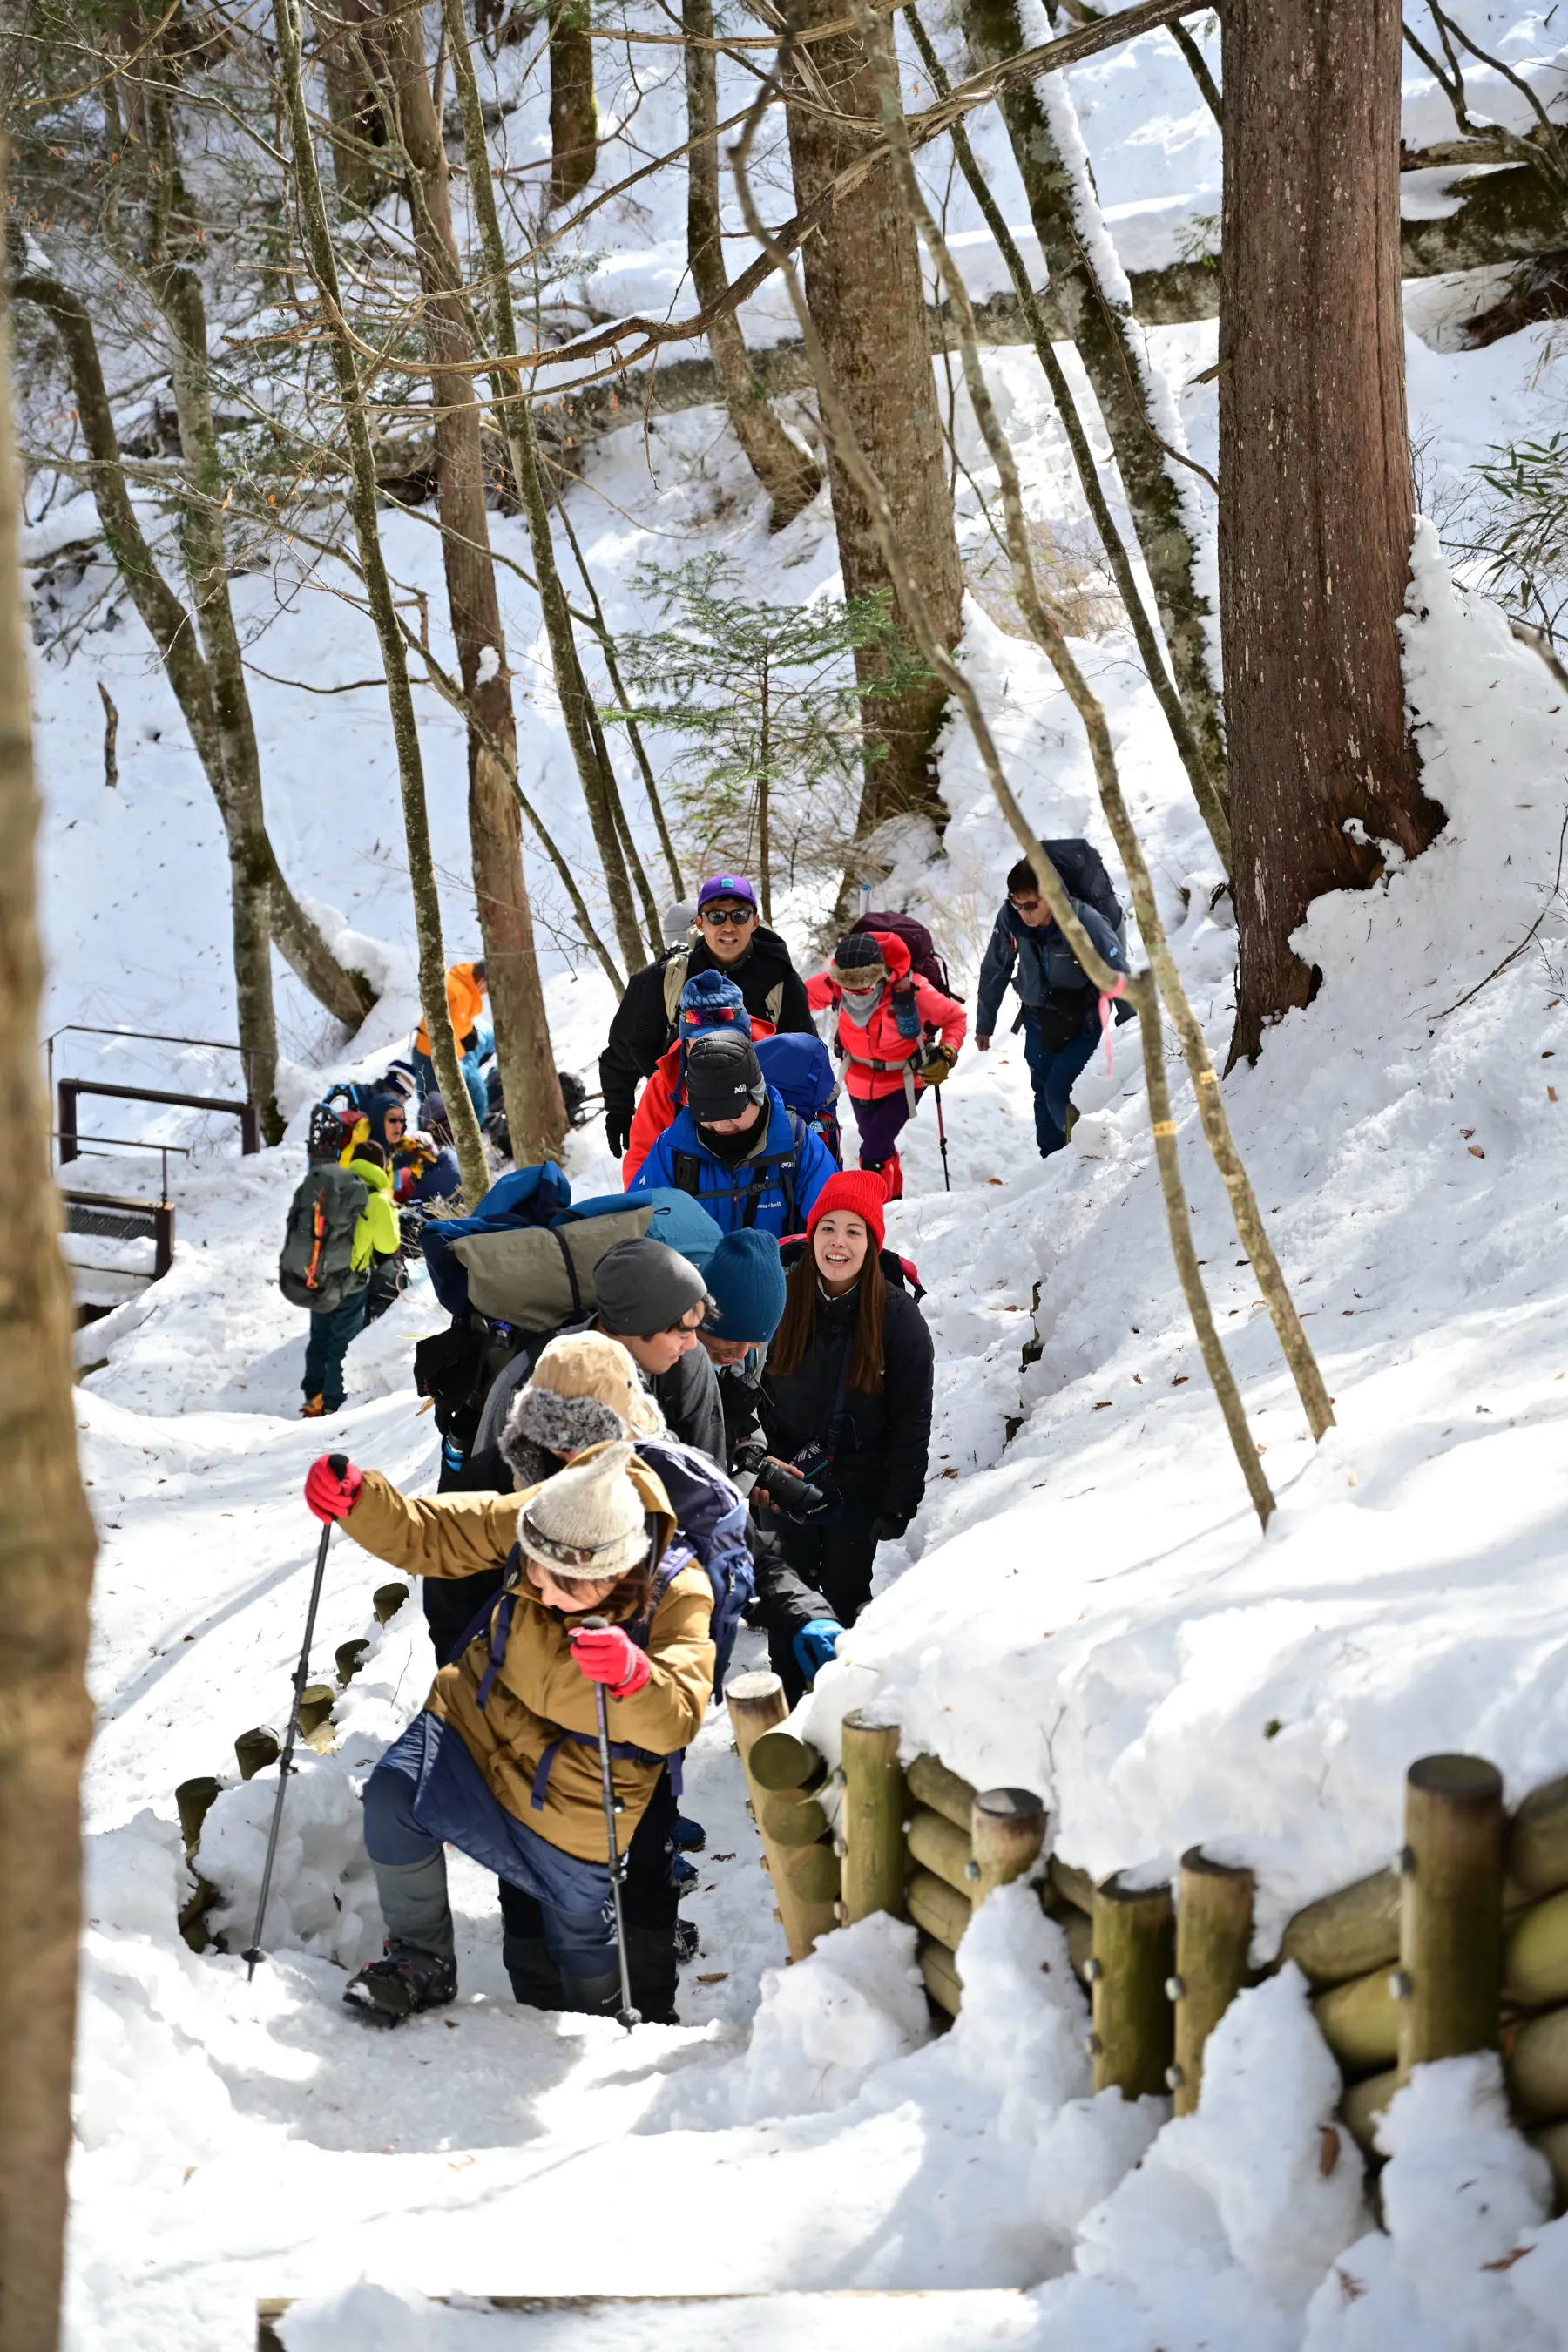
top-left (672, 1853), bottom-right (699, 1891)
top-left (342, 1943), bottom-right (456, 2024)
top-left (673, 1916), bottom-right (700, 1964)
top-left (672, 1816), bottom-right (706, 1855)
top-left (300, 1395), bottom-right (327, 1419)
top-left (1064, 1105), bottom-right (1081, 1143)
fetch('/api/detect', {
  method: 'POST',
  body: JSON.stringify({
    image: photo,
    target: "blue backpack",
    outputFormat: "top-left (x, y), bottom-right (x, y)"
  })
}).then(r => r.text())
top-left (634, 1434), bottom-right (754, 1690)
top-left (755, 1033), bottom-right (842, 1166)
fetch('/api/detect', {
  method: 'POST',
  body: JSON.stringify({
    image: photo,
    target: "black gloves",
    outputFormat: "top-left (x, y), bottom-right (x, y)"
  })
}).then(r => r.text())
top-left (605, 1110), bottom-right (632, 1158)
top-left (870, 1512), bottom-right (910, 1545)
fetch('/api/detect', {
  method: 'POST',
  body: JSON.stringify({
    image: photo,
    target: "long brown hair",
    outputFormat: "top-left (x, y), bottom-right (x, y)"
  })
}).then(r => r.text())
top-left (768, 1235), bottom-right (886, 1393)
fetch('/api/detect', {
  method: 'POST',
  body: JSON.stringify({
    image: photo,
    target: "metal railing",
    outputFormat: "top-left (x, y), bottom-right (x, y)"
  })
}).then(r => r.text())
top-left (45, 1025), bottom-right (259, 1167)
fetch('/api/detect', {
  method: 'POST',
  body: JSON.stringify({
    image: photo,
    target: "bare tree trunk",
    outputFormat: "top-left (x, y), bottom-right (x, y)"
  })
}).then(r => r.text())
top-left (960, 0), bottom-right (1228, 821)
top-left (314, 0), bottom-right (390, 207)
top-left (440, 0), bottom-right (648, 980)
top-left (683, 0), bottom-right (821, 529)
top-left (782, 0), bottom-right (963, 841)
top-left (381, 0), bottom-right (566, 1166)
top-left (274, 0), bottom-right (490, 1202)
top-left (548, 0), bottom-right (597, 207)
top-left (1220, 0), bottom-right (1444, 1061)
top-left (0, 238), bottom-right (100, 2352)
top-left (8, 265), bottom-right (375, 1060)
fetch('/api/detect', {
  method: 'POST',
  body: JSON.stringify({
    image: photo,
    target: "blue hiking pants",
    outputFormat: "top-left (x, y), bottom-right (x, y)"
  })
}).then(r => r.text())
top-left (363, 1711), bottom-right (617, 1982)
top-left (301, 1288), bottom-right (368, 1412)
top-left (1023, 1022), bottom-right (1099, 1158)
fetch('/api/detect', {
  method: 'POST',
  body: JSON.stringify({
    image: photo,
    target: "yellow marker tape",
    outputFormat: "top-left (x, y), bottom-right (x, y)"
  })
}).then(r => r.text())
top-left (1196, 1069), bottom-right (1220, 1085)
top-left (1151, 1119), bottom-right (1178, 1138)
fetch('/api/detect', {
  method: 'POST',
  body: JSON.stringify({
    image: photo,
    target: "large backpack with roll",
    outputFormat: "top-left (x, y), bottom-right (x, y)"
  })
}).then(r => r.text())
top-left (846, 910), bottom-right (953, 997)
top-left (278, 1159), bottom-right (367, 1315)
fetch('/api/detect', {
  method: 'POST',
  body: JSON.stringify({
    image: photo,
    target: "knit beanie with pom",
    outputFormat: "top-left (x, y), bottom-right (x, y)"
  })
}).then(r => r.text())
top-left (517, 1438), bottom-right (650, 1585)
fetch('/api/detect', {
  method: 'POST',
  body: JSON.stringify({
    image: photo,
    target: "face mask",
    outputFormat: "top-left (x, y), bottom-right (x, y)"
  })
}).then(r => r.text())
top-left (838, 981), bottom-right (885, 1021)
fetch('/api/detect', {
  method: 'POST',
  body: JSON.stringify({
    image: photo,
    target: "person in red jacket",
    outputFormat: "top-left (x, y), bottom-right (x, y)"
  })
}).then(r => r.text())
top-left (806, 931), bottom-right (965, 1200)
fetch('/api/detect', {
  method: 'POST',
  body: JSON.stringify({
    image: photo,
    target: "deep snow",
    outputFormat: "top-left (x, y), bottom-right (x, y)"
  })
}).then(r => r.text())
top-left (24, 3), bottom-right (1568, 2346)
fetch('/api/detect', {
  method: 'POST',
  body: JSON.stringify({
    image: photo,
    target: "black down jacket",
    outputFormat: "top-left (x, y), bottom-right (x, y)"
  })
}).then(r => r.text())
top-left (598, 928), bottom-right (815, 1132)
top-left (758, 1247), bottom-right (935, 1534)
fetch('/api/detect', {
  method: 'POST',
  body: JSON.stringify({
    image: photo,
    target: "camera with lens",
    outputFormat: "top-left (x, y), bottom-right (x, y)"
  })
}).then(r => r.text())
top-left (733, 1437), bottom-right (827, 1520)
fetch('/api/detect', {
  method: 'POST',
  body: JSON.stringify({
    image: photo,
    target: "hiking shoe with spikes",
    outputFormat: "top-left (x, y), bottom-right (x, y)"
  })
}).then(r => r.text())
top-left (343, 1943), bottom-right (456, 2024)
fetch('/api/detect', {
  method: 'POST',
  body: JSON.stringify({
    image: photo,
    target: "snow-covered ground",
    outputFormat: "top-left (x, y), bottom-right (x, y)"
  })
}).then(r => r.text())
top-left (26, 4), bottom-right (1568, 2348)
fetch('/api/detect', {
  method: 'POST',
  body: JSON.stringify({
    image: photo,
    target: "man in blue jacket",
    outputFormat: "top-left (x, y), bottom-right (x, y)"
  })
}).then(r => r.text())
top-left (630, 1032), bottom-right (835, 1237)
top-left (976, 854), bottom-right (1131, 1158)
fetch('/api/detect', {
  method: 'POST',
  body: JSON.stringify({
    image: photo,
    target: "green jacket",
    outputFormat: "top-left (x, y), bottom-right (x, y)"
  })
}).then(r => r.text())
top-left (346, 1155), bottom-right (400, 1271)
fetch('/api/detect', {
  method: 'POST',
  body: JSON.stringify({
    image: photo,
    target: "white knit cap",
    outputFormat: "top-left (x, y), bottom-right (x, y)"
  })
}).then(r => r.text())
top-left (517, 1437), bottom-right (650, 1585)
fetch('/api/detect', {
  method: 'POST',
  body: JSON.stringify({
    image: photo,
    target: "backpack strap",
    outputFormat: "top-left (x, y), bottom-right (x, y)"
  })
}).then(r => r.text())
top-left (765, 981), bottom-right (785, 1024)
top-left (671, 1150), bottom-right (702, 1199)
top-left (660, 946), bottom-right (693, 1028)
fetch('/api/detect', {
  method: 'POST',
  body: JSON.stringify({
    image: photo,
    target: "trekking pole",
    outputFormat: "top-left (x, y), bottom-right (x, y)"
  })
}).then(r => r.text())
top-left (577, 1614), bottom-right (640, 2031)
top-left (935, 1088), bottom-right (951, 1193)
top-left (243, 1493), bottom-right (337, 1981)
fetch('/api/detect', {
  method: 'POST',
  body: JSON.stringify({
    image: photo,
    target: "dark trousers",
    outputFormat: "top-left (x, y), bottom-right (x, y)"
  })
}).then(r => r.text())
top-left (1023, 1022), bottom-right (1098, 1157)
top-left (848, 1089), bottom-right (913, 1169)
top-left (301, 1288), bottom-right (368, 1411)
top-left (765, 1490), bottom-right (882, 1703)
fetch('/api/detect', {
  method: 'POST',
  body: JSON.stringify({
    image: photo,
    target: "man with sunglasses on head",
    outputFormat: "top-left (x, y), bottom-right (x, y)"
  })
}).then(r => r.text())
top-left (598, 875), bottom-right (814, 1162)
top-left (975, 844), bottom-right (1132, 1160)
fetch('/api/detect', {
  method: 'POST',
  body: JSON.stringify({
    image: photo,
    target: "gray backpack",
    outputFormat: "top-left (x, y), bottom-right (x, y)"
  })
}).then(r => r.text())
top-left (279, 1162), bottom-right (368, 1315)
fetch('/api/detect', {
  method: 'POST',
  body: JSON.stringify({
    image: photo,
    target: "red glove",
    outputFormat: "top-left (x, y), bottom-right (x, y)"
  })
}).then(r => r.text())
top-left (305, 1454), bottom-right (363, 1524)
top-left (569, 1622), bottom-right (651, 1699)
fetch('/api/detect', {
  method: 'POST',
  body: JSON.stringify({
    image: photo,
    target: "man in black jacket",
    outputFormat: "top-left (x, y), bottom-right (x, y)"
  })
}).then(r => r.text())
top-left (598, 874), bottom-right (815, 1157)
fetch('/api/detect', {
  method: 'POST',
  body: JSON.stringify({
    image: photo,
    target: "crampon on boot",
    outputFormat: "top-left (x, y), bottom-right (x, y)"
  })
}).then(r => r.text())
top-left (861, 1151), bottom-right (902, 1201)
top-left (342, 1943), bottom-right (457, 2024)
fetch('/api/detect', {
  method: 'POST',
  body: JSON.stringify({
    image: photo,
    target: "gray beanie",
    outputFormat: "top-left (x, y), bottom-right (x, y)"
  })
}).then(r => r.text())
top-left (504, 1385), bottom-right (625, 1467)
top-left (517, 1438), bottom-right (650, 1584)
top-left (594, 1238), bottom-right (711, 1341)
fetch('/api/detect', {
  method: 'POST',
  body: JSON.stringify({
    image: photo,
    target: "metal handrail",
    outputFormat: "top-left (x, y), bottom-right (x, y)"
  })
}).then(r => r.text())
top-left (45, 1024), bottom-right (257, 1172)
top-left (51, 1131), bottom-right (189, 1200)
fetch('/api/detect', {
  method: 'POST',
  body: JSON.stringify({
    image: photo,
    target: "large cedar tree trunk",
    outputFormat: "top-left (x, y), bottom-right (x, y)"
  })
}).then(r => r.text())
top-left (1220, 0), bottom-right (1443, 1060)
top-left (383, 1), bottom-right (567, 1163)
top-left (961, 0), bottom-right (1227, 818)
top-left (784, 0), bottom-right (963, 840)
top-left (683, 0), bottom-right (821, 528)
top-left (0, 260), bottom-right (100, 2352)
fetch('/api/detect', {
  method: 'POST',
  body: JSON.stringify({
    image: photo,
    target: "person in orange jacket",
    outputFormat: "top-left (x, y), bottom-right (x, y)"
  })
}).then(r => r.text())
top-left (412, 958), bottom-right (488, 1129)
top-left (806, 930), bottom-right (965, 1200)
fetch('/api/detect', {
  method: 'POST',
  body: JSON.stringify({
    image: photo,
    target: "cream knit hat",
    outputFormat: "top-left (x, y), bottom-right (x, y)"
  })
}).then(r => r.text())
top-left (517, 1437), bottom-right (650, 1585)
top-left (528, 1331), bottom-right (664, 1436)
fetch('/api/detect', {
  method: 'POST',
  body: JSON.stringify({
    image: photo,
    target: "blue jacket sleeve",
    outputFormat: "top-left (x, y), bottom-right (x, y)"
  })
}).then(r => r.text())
top-left (626, 1139), bottom-right (671, 1193)
top-left (975, 910), bottom-right (1017, 1036)
top-left (1077, 902), bottom-right (1128, 978)
top-left (793, 1126), bottom-right (837, 1227)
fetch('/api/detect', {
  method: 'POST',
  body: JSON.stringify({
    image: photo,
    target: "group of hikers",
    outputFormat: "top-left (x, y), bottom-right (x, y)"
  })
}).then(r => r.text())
top-left (279, 843), bottom-right (1131, 2027)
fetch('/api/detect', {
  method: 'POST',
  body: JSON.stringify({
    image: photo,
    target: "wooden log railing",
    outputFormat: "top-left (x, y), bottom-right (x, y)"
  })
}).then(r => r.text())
top-left (726, 1707), bottom-right (1568, 2206)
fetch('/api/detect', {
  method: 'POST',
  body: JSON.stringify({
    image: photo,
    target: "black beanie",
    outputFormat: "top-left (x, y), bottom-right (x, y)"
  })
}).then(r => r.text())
top-left (686, 1031), bottom-right (766, 1122)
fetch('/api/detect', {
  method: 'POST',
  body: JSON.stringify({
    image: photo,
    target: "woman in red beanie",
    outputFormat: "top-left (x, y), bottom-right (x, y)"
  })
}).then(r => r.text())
top-left (751, 1173), bottom-right (934, 1697)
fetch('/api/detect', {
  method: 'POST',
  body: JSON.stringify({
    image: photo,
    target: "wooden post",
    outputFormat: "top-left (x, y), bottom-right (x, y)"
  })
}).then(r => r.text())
top-left (970, 1787), bottom-right (1046, 1903)
top-left (335, 1638), bottom-right (369, 1686)
top-left (372, 1583), bottom-right (409, 1624)
top-left (1340, 2065), bottom-right (1397, 2154)
top-left (1172, 1848), bottom-right (1255, 2116)
top-left (1397, 1753), bottom-right (1504, 2083)
top-left (297, 1683), bottom-right (335, 1739)
top-left (725, 1669), bottom-right (838, 1962)
top-left (234, 1727), bottom-right (280, 1781)
top-left (175, 1775), bottom-right (220, 1858)
top-left (841, 1712), bottom-right (904, 1923)
top-left (1090, 1874), bottom-right (1175, 2099)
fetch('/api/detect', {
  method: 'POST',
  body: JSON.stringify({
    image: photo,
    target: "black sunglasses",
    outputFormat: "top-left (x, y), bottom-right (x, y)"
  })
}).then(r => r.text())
top-left (700, 904), bottom-right (755, 926)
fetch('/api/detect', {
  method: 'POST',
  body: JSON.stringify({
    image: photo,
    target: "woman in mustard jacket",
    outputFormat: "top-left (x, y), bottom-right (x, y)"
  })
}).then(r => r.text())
top-left (304, 1439), bottom-right (714, 2022)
